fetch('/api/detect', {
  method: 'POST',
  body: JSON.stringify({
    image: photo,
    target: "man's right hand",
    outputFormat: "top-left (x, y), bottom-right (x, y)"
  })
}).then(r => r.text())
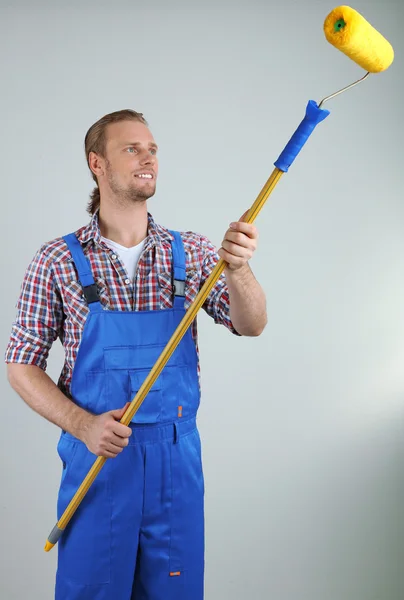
top-left (82, 403), bottom-right (133, 458)
top-left (6, 365), bottom-right (134, 458)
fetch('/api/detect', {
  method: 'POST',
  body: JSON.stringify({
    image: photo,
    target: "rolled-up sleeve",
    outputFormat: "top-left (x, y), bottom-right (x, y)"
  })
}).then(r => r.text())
top-left (5, 247), bottom-right (63, 370)
top-left (200, 236), bottom-right (241, 336)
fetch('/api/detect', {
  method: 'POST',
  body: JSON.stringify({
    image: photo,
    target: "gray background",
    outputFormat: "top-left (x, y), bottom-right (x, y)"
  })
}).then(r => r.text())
top-left (1, 0), bottom-right (403, 598)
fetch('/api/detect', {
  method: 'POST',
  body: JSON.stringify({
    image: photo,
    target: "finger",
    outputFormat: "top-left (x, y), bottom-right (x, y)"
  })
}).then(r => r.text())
top-left (229, 221), bottom-right (258, 238)
top-left (109, 402), bottom-right (131, 420)
top-left (105, 435), bottom-right (128, 450)
top-left (111, 421), bottom-right (133, 439)
top-left (221, 239), bottom-right (253, 259)
top-left (224, 230), bottom-right (256, 249)
top-left (110, 438), bottom-right (127, 451)
top-left (218, 248), bottom-right (245, 269)
top-left (98, 448), bottom-right (121, 459)
top-left (100, 434), bottom-right (128, 451)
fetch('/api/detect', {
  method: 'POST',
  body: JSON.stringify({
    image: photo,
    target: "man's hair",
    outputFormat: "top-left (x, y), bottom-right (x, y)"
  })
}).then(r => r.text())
top-left (84, 109), bottom-right (148, 215)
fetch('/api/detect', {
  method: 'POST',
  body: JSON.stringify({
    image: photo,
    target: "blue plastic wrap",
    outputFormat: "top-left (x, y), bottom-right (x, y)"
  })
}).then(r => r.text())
top-left (274, 101), bottom-right (330, 173)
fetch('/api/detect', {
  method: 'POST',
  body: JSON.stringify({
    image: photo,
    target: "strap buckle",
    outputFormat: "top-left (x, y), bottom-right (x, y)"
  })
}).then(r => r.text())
top-left (173, 279), bottom-right (185, 297)
top-left (82, 283), bottom-right (99, 304)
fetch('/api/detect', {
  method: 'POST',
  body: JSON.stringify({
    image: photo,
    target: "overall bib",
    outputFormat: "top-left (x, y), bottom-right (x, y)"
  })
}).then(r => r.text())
top-left (55, 231), bottom-right (205, 600)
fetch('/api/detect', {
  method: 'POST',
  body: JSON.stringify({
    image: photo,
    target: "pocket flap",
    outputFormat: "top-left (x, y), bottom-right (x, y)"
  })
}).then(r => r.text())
top-left (130, 369), bottom-right (162, 393)
top-left (104, 344), bottom-right (170, 370)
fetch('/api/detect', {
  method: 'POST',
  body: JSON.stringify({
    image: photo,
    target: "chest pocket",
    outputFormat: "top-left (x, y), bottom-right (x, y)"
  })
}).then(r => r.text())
top-left (158, 272), bottom-right (174, 309)
top-left (101, 341), bottom-right (199, 424)
top-left (158, 270), bottom-right (200, 310)
top-left (129, 369), bottom-right (163, 422)
top-left (184, 270), bottom-right (200, 310)
top-left (103, 344), bottom-right (172, 423)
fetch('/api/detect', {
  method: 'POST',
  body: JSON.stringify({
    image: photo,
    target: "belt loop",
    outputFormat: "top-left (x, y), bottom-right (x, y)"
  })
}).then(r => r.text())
top-left (173, 422), bottom-right (180, 444)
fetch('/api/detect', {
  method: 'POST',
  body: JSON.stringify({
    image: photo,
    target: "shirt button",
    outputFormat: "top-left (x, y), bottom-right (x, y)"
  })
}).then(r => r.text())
top-left (125, 278), bottom-right (131, 285)
top-left (111, 254), bottom-right (117, 260)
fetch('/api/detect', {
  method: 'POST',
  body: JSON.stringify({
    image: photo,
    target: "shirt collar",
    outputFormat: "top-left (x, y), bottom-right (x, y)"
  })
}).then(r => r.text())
top-left (76, 210), bottom-right (173, 249)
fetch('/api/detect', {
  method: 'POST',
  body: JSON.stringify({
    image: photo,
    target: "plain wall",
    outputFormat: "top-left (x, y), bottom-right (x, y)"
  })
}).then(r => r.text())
top-left (1, 0), bottom-right (403, 598)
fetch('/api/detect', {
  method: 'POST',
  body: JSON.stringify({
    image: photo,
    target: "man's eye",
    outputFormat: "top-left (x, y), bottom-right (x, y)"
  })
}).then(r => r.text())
top-left (127, 147), bottom-right (136, 153)
top-left (150, 149), bottom-right (157, 155)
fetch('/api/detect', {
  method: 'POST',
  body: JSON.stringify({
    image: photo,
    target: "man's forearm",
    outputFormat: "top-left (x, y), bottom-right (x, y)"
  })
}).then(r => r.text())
top-left (7, 363), bottom-right (93, 441)
top-left (225, 264), bottom-right (267, 336)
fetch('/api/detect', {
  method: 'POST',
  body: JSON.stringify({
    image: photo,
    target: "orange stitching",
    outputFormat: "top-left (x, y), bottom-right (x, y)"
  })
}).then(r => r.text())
top-left (170, 571), bottom-right (181, 576)
top-left (178, 406), bottom-right (183, 417)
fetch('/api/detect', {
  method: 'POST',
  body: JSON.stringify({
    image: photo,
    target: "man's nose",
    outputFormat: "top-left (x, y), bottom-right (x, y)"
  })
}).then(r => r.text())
top-left (139, 150), bottom-right (156, 165)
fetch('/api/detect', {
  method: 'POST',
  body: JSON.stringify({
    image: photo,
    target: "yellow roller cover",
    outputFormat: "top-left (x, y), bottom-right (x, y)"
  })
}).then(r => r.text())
top-left (324, 5), bottom-right (394, 73)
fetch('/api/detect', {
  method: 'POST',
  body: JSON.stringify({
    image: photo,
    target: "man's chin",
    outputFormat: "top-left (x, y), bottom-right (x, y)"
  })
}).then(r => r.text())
top-left (129, 185), bottom-right (156, 202)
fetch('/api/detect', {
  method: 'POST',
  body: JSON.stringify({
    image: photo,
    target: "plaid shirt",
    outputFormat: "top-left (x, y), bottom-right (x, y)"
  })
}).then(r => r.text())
top-left (5, 212), bottom-right (238, 397)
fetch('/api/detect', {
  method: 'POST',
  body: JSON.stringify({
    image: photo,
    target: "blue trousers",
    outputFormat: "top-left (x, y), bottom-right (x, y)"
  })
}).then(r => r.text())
top-left (55, 416), bottom-right (205, 599)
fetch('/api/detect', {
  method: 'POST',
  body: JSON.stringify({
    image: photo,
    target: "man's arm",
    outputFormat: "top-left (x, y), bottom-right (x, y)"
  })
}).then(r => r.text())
top-left (198, 216), bottom-right (267, 337)
top-left (4, 247), bottom-right (91, 444)
top-left (225, 263), bottom-right (267, 336)
top-left (7, 363), bottom-right (92, 437)
top-left (5, 243), bottom-right (132, 458)
top-left (7, 363), bottom-right (132, 458)
top-left (218, 217), bottom-right (267, 336)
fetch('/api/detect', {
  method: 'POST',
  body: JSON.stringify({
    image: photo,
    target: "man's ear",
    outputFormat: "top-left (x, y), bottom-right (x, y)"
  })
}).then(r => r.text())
top-left (88, 151), bottom-right (105, 178)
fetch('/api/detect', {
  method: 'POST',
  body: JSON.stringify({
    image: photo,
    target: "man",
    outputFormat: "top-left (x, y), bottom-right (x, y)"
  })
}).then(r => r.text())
top-left (5, 109), bottom-right (267, 599)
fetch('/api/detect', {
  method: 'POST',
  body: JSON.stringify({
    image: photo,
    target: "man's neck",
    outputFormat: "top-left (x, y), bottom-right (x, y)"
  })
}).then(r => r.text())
top-left (98, 202), bottom-right (149, 248)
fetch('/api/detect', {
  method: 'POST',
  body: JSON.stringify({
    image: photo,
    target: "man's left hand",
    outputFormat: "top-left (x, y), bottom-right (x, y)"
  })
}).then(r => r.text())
top-left (218, 211), bottom-right (259, 272)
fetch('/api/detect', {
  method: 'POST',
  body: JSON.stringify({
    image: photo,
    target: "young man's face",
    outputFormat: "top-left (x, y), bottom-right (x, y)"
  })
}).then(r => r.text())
top-left (100, 119), bottom-right (159, 203)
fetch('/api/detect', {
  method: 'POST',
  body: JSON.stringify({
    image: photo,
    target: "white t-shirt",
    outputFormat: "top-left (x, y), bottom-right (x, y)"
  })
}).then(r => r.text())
top-left (101, 236), bottom-right (146, 281)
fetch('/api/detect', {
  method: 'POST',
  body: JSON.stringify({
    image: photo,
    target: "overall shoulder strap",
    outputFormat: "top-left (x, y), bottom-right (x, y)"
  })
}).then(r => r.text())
top-left (63, 233), bottom-right (102, 311)
top-left (168, 230), bottom-right (186, 309)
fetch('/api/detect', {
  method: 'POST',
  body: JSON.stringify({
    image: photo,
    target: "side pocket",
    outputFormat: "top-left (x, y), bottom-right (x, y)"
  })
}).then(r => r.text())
top-left (56, 432), bottom-right (78, 484)
top-left (56, 435), bottom-right (112, 585)
top-left (169, 430), bottom-right (205, 574)
top-left (193, 428), bottom-right (205, 496)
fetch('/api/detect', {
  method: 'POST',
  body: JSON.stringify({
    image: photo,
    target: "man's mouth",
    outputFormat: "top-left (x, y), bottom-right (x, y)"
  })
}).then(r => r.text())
top-left (135, 173), bottom-right (154, 179)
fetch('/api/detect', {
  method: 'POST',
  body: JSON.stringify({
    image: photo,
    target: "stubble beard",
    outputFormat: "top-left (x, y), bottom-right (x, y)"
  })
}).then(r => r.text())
top-left (106, 163), bottom-right (156, 206)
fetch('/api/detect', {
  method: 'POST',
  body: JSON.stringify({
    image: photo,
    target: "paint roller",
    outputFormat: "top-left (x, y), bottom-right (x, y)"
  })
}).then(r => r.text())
top-left (274, 5), bottom-right (394, 174)
top-left (44, 6), bottom-right (394, 551)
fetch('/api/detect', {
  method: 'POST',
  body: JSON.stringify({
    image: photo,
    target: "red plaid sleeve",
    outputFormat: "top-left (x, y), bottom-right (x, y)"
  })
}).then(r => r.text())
top-left (199, 236), bottom-right (241, 336)
top-left (5, 246), bottom-right (63, 370)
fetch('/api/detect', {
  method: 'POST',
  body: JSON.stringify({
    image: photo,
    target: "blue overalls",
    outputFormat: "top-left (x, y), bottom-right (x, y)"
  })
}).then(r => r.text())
top-left (55, 231), bottom-right (205, 600)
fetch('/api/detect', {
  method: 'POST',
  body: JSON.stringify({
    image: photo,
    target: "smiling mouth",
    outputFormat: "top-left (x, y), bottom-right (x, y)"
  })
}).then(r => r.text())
top-left (135, 173), bottom-right (154, 179)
